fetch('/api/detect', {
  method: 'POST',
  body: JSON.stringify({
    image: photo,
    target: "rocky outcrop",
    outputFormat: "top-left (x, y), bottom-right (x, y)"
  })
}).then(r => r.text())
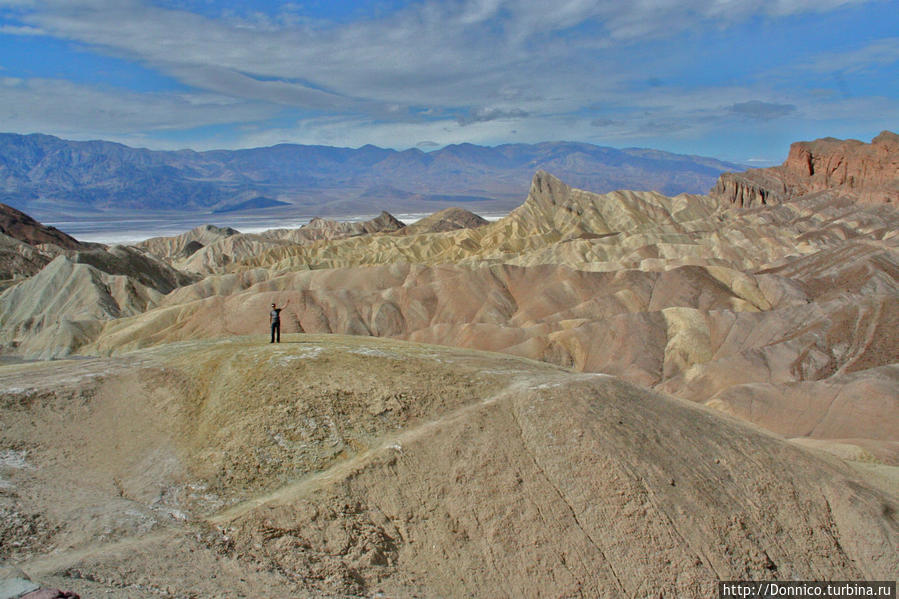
top-left (712, 131), bottom-right (899, 207)
top-left (785, 131), bottom-right (899, 196)
top-left (710, 171), bottom-right (788, 207)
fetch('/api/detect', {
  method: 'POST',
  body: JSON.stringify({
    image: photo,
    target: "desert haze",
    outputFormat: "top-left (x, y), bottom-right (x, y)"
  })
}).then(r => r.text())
top-left (0, 133), bottom-right (897, 598)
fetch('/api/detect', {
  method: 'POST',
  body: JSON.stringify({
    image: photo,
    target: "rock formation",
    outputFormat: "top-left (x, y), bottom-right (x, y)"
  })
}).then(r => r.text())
top-left (137, 224), bottom-right (239, 263)
top-left (712, 131), bottom-right (899, 207)
top-left (261, 210), bottom-right (405, 243)
top-left (146, 211), bottom-right (407, 275)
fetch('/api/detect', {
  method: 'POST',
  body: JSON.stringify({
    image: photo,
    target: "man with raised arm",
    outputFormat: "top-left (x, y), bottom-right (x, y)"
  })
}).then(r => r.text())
top-left (270, 299), bottom-right (289, 343)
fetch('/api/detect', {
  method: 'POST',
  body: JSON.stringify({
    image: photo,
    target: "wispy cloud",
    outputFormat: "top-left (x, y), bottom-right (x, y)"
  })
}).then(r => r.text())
top-left (804, 36), bottom-right (899, 73)
top-left (457, 107), bottom-right (530, 126)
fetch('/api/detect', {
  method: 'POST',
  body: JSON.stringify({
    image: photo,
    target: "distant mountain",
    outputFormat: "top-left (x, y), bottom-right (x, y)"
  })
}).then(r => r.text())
top-left (0, 132), bottom-right (745, 218)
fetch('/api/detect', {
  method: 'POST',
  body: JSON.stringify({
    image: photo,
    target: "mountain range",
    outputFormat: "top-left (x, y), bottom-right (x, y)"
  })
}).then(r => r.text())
top-left (0, 132), bottom-right (744, 218)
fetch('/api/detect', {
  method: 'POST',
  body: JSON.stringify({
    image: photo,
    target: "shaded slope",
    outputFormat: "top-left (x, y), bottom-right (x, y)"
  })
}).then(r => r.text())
top-left (401, 206), bottom-right (489, 234)
top-left (0, 202), bottom-right (89, 284)
top-left (0, 202), bottom-right (84, 250)
top-left (0, 232), bottom-right (55, 287)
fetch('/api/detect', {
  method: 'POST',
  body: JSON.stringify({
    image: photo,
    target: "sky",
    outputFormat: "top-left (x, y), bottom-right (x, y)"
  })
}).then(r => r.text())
top-left (0, 0), bottom-right (897, 164)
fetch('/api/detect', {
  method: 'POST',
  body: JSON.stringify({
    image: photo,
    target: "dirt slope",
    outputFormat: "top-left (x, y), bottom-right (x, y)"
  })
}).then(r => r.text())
top-left (1, 336), bottom-right (895, 598)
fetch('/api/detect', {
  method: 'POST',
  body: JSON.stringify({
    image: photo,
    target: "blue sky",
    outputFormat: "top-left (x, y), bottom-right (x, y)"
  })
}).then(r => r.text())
top-left (0, 0), bottom-right (896, 163)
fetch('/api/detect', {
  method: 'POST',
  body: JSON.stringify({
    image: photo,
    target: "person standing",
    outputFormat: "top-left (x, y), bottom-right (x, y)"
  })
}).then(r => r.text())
top-left (270, 299), bottom-right (289, 343)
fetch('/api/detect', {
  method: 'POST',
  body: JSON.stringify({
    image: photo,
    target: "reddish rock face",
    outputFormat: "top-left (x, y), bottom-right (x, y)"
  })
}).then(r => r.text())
top-left (713, 131), bottom-right (898, 207)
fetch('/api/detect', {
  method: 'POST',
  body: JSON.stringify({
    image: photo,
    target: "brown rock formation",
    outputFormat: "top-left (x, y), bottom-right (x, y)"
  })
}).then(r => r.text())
top-left (712, 131), bottom-right (899, 207)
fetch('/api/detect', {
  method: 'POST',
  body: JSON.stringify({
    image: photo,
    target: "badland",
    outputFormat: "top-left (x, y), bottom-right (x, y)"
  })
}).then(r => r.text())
top-left (0, 133), bottom-right (896, 598)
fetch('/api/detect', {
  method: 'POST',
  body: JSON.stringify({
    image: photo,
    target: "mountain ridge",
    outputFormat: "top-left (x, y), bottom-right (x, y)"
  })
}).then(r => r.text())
top-left (0, 132), bottom-right (744, 217)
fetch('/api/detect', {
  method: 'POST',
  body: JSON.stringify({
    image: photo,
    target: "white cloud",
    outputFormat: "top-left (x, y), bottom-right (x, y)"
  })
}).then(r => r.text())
top-left (9, 0), bottom-right (881, 113)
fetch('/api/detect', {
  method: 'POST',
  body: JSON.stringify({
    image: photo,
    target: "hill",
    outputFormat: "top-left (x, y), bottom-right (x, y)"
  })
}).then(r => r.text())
top-left (0, 336), bottom-right (895, 597)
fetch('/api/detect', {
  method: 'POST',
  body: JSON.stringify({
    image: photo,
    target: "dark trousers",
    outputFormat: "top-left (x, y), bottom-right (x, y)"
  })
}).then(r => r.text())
top-left (271, 321), bottom-right (280, 343)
